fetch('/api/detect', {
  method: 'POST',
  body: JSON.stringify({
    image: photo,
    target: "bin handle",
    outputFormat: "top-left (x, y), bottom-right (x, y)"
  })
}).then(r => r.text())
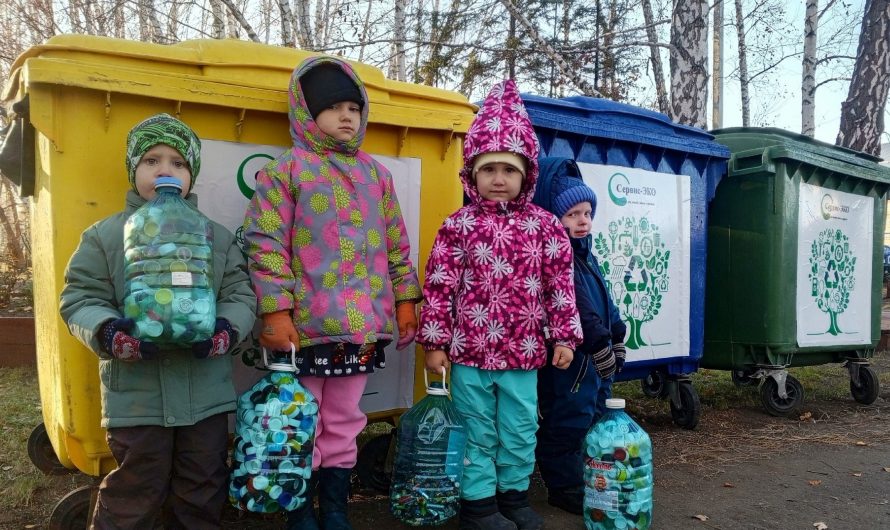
top-left (262, 343), bottom-right (298, 372)
top-left (424, 366), bottom-right (449, 396)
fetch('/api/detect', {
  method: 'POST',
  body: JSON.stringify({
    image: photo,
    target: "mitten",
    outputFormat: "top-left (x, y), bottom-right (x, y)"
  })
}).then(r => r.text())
top-left (192, 318), bottom-right (237, 359)
top-left (99, 318), bottom-right (158, 361)
top-left (592, 344), bottom-right (616, 379)
top-left (395, 301), bottom-right (418, 350)
top-left (260, 310), bottom-right (300, 351)
top-left (612, 342), bottom-right (627, 374)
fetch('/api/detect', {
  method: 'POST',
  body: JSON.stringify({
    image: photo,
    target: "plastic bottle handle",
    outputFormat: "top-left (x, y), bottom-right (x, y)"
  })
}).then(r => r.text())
top-left (423, 366), bottom-right (449, 396)
top-left (262, 343), bottom-right (298, 372)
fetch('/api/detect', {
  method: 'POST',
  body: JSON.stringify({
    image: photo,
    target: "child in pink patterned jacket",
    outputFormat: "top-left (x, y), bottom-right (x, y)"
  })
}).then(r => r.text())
top-left (243, 57), bottom-right (421, 530)
top-left (418, 80), bottom-right (582, 530)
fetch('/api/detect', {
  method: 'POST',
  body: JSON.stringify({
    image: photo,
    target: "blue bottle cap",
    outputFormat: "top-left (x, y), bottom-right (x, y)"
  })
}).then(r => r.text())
top-left (154, 176), bottom-right (183, 190)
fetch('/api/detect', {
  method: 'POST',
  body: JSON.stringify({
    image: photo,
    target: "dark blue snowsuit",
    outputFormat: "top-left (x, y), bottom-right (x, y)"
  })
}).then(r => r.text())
top-left (533, 157), bottom-right (626, 492)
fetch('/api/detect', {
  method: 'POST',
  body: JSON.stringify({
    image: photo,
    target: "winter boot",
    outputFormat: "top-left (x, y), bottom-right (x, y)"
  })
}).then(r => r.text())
top-left (546, 485), bottom-right (584, 515)
top-left (317, 467), bottom-right (353, 530)
top-left (496, 490), bottom-right (543, 530)
top-left (458, 497), bottom-right (517, 530)
top-left (286, 474), bottom-right (319, 530)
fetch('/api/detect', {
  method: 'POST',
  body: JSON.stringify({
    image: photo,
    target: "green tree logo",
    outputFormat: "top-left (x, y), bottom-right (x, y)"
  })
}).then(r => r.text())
top-left (593, 216), bottom-right (671, 349)
top-left (808, 228), bottom-right (855, 335)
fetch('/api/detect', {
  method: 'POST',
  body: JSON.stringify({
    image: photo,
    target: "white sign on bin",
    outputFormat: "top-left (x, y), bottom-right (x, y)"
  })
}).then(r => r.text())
top-left (576, 163), bottom-right (691, 363)
top-left (796, 182), bottom-right (873, 347)
top-left (196, 139), bottom-right (420, 415)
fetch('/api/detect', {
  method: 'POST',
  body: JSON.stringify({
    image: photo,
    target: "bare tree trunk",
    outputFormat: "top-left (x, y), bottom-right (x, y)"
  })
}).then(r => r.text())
top-left (392, 0), bottom-right (407, 80)
top-left (295, 0), bottom-right (314, 49)
top-left (358, 0), bottom-right (374, 61)
top-left (506, 11), bottom-right (517, 79)
top-left (412, 0), bottom-right (425, 83)
top-left (734, 0), bottom-right (750, 126)
top-left (643, 0), bottom-right (669, 114)
top-left (802, 0), bottom-right (818, 136)
top-left (711, 0), bottom-right (723, 127)
top-left (167, 0), bottom-right (181, 42)
top-left (209, 0), bottom-right (226, 39)
top-left (498, 0), bottom-right (602, 96)
top-left (218, 0), bottom-right (261, 41)
top-left (836, 0), bottom-right (890, 155)
top-left (669, 0), bottom-right (709, 128)
top-left (598, 0), bottom-right (619, 99)
top-left (277, 0), bottom-right (296, 46)
top-left (81, 0), bottom-right (94, 34)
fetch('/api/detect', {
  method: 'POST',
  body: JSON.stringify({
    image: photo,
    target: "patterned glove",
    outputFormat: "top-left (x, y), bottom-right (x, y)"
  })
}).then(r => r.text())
top-left (260, 310), bottom-right (300, 351)
top-left (100, 318), bottom-right (158, 361)
top-left (395, 301), bottom-right (418, 350)
top-left (192, 318), bottom-right (236, 359)
top-left (612, 342), bottom-right (627, 374)
top-left (593, 344), bottom-right (616, 379)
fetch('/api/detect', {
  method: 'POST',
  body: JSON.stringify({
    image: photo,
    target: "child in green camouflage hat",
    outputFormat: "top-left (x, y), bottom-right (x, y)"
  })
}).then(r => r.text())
top-left (60, 112), bottom-right (256, 528)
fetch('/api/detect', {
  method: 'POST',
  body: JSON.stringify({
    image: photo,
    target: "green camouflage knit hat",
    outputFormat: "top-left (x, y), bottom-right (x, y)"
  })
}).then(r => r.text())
top-left (125, 113), bottom-right (201, 191)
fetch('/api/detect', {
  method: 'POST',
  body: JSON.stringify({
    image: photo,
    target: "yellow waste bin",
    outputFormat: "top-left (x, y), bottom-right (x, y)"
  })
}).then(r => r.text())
top-left (2, 35), bottom-right (474, 487)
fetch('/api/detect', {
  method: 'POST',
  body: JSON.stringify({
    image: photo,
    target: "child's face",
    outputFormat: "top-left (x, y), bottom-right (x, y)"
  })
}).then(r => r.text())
top-left (560, 202), bottom-right (593, 238)
top-left (315, 101), bottom-right (361, 142)
top-left (475, 162), bottom-right (523, 202)
top-left (134, 144), bottom-right (192, 200)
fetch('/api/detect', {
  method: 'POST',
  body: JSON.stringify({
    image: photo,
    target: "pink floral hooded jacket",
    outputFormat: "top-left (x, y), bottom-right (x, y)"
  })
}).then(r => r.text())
top-left (417, 80), bottom-right (582, 370)
top-left (243, 57), bottom-right (420, 348)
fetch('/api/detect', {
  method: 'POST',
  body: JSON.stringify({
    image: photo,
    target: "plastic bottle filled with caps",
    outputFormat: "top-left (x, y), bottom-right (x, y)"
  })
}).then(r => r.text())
top-left (583, 398), bottom-right (653, 530)
top-left (122, 176), bottom-right (215, 345)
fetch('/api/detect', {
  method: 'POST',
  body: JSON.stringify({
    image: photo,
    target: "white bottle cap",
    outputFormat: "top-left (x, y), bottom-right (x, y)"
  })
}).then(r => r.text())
top-left (606, 398), bottom-right (626, 409)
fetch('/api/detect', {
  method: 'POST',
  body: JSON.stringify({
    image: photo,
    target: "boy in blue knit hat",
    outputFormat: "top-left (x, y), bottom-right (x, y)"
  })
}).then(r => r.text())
top-left (531, 157), bottom-right (627, 515)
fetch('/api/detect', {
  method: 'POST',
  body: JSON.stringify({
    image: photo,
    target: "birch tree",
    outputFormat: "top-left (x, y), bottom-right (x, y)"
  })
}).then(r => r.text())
top-left (734, 0), bottom-right (750, 126)
top-left (642, 0), bottom-right (668, 114)
top-left (802, 0), bottom-right (818, 135)
top-left (836, 0), bottom-right (890, 156)
top-left (669, 0), bottom-right (709, 127)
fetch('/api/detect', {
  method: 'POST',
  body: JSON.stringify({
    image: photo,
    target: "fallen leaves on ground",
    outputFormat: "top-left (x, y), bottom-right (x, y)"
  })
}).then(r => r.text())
top-left (723, 482), bottom-right (734, 488)
top-left (808, 479), bottom-right (822, 486)
top-left (852, 472), bottom-right (862, 477)
top-left (813, 523), bottom-right (828, 530)
top-left (692, 514), bottom-right (709, 521)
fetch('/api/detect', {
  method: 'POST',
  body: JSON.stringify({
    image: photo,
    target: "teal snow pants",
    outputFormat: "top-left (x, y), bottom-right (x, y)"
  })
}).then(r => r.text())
top-left (451, 364), bottom-right (538, 501)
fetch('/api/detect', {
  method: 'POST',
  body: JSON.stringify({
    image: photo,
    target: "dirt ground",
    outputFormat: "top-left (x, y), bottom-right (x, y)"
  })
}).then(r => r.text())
top-left (215, 355), bottom-right (890, 530)
top-left (9, 357), bottom-right (889, 529)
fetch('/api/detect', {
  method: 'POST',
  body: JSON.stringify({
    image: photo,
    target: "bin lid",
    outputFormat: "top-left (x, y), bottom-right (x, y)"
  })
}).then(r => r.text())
top-left (521, 94), bottom-right (731, 159)
top-left (2, 35), bottom-right (475, 134)
top-left (711, 127), bottom-right (890, 186)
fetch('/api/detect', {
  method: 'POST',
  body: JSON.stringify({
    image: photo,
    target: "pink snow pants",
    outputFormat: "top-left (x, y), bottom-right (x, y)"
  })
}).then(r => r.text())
top-left (299, 374), bottom-right (369, 469)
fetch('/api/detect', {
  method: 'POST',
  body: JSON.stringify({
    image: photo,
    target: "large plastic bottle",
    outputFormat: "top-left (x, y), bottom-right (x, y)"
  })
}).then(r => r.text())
top-left (230, 348), bottom-right (318, 513)
top-left (123, 176), bottom-right (215, 345)
top-left (583, 398), bottom-right (653, 530)
top-left (390, 369), bottom-right (467, 526)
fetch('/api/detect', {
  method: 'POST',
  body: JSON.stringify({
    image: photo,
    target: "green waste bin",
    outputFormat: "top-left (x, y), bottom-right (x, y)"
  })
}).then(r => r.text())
top-left (703, 127), bottom-right (890, 416)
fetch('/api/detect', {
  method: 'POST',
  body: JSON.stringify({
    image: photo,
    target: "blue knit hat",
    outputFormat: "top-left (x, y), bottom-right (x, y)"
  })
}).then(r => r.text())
top-left (551, 175), bottom-right (597, 218)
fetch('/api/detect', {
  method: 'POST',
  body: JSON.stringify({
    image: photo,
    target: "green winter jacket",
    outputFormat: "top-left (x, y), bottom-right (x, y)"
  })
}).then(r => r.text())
top-left (60, 190), bottom-right (257, 428)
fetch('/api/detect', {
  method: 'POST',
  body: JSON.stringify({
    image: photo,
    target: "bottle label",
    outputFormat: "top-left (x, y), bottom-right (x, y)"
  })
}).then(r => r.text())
top-left (585, 484), bottom-right (619, 511)
top-left (171, 271), bottom-right (193, 286)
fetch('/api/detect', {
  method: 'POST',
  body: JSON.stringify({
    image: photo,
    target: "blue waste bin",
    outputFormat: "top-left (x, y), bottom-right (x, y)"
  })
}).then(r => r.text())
top-left (521, 94), bottom-right (730, 429)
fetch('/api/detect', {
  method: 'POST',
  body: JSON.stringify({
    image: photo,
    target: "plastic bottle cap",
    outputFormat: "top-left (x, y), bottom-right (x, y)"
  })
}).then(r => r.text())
top-left (155, 176), bottom-right (183, 190)
top-left (606, 398), bottom-right (626, 409)
top-left (155, 289), bottom-right (173, 305)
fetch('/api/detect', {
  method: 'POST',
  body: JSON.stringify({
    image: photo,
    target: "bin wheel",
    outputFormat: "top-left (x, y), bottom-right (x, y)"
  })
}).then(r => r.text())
top-left (28, 423), bottom-right (72, 475)
top-left (354, 431), bottom-right (393, 493)
top-left (641, 371), bottom-right (668, 398)
top-left (850, 366), bottom-right (880, 405)
top-left (760, 375), bottom-right (804, 417)
top-left (49, 485), bottom-right (95, 530)
top-left (731, 369), bottom-right (758, 387)
top-left (669, 381), bottom-right (701, 430)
